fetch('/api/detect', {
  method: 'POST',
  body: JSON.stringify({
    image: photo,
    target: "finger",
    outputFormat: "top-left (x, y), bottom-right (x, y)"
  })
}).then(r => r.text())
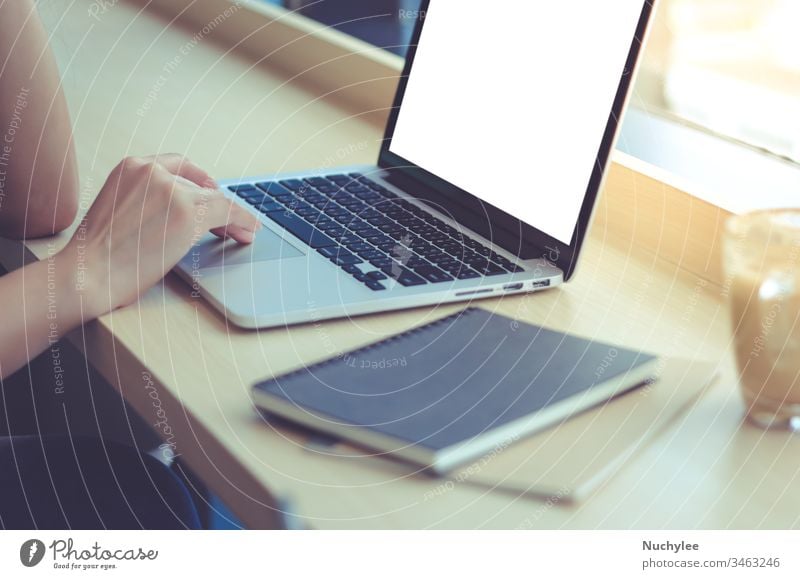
top-left (210, 224), bottom-right (260, 244)
top-left (197, 190), bottom-right (261, 240)
top-left (151, 153), bottom-right (217, 189)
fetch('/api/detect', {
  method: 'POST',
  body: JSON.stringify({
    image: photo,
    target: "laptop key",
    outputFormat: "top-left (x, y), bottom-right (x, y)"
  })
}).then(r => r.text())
top-left (330, 191), bottom-right (353, 201)
top-left (322, 246), bottom-right (345, 258)
top-left (366, 271), bottom-right (387, 281)
top-left (456, 269), bottom-right (481, 280)
top-left (410, 237), bottom-right (431, 248)
top-left (348, 220), bottom-right (373, 231)
top-left (244, 193), bottom-right (269, 205)
top-left (385, 229), bottom-right (410, 241)
top-left (317, 221), bottom-right (342, 232)
top-left (423, 249), bottom-right (446, 261)
top-left (367, 216), bottom-right (392, 226)
top-left (382, 266), bottom-right (427, 287)
top-left (365, 280), bottom-right (386, 291)
top-left (278, 179), bottom-right (304, 191)
top-left (302, 193), bottom-right (326, 204)
top-left (325, 174), bottom-right (350, 183)
top-left (228, 184), bottom-right (257, 194)
top-left (413, 265), bottom-right (454, 283)
top-left (396, 272), bottom-right (427, 287)
top-left (426, 233), bottom-right (450, 244)
top-left (406, 256), bottom-right (429, 268)
top-left (440, 242), bottom-right (462, 254)
top-left (258, 201), bottom-right (283, 214)
top-left (326, 227), bottom-right (347, 239)
top-left (238, 188), bottom-right (266, 199)
top-left (333, 213), bottom-right (355, 225)
top-left (328, 212), bottom-right (350, 224)
top-left (295, 186), bottom-right (316, 198)
top-left (317, 247), bottom-right (339, 259)
top-left (315, 218), bottom-right (336, 230)
top-left (369, 256), bottom-right (393, 268)
top-left (341, 264), bottom-right (361, 275)
top-left (355, 191), bottom-right (381, 202)
top-left (256, 182), bottom-right (293, 197)
top-left (304, 212), bottom-right (327, 224)
top-left (340, 234), bottom-right (362, 246)
top-left (359, 208), bottom-right (382, 218)
top-left (267, 211), bottom-right (337, 248)
top-left (304, 177), bottom-right (331, 188)
top-left (319, 246), bottom-right (360, 264)
top-left (348, 242), bottom-right (372, 254)
top-left (467, 257), bottom-right (490, 270)
top-left (341, 200), bottom-right (367, 213)
top-left (439, 263), bottom-right (466, 276)
top-left (335, 254), bottom-right (363, 266)
top-left (295, 207), bottom-right (320, 218)
top-left (272, 194), bottom-right (295, 204)
top-left (477, 264), bottom-right (507, 276)
top-left (355, 226), bottom-right (379, 238)
top-left (287, 200), bottom-right (312, 213)
top-left (316, 185), bottom-right (340, 195)
top-left (355, 250), bottom-right (382, 261)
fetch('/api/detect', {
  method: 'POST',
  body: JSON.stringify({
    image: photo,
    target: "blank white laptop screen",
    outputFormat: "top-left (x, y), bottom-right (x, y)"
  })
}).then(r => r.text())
top-left (389, 1), bottom-right (645, 244)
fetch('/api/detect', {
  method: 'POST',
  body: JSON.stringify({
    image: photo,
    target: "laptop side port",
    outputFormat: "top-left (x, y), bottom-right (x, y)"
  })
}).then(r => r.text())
top-left (503, 283), bottom-right (524, 291)
top-left (455, 288), bottom-right (494, 297)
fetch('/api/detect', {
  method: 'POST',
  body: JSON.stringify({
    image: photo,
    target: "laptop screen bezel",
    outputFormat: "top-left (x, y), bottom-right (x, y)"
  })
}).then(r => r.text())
top-left (378, 0), bottom-right (656, 280)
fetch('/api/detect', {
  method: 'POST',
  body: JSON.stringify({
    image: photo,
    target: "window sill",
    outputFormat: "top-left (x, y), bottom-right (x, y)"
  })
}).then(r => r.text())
top-left (618, 107), bottom-right (800, 215)
top-left (133, 0), bottom-right (403, 126)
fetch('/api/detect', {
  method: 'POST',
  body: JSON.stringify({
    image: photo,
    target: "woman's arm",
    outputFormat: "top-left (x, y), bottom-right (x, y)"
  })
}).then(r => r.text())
top-left (0, 154), bottom-right (261, 379)
top-left (0, 5), bottom-right (260, 379)
top-left (0, 0), bottom-right (79, 238)
top-left (0, 244), bottom-right (86, 378)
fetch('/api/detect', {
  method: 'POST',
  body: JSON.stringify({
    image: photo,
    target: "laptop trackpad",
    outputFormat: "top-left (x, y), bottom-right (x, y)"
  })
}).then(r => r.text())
top-left (195, 228), bottom-right (304, 269)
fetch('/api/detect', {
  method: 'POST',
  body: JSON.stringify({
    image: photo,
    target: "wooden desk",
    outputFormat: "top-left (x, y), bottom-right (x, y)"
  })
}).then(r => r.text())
top-left (3, 0), bottom-right (798, 529)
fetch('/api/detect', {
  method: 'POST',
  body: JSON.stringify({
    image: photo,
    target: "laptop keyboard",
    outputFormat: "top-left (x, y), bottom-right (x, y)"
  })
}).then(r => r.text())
top-left (229, 173), bottom-right (523, 291)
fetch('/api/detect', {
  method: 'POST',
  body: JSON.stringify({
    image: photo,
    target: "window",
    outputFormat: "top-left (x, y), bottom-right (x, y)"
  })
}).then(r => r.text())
top-left (263, 0), bottom-right (421, 56)
top-left (627, 0), bottom-right (800, 163)
top-left (265, 1), bottom-right (800, 166)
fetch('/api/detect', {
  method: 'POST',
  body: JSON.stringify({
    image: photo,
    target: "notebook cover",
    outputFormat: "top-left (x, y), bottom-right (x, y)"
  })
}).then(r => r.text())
top-left (450, 356), bottom-right (718, 501)
top-left (254, 307), bottom-right (657, 455)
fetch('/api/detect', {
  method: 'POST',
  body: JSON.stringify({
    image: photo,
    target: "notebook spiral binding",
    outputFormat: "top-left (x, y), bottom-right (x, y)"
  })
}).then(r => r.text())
top-left (270, 307), bottom-right (479, 383)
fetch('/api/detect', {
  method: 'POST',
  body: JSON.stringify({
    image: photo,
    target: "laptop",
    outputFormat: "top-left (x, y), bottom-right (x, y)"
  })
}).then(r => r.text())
top-left (177, 0), bottom-right (655, 329)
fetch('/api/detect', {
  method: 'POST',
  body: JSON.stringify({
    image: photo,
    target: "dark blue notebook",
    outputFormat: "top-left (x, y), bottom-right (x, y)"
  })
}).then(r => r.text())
top-left (253, 307), bottom-right (657, 473)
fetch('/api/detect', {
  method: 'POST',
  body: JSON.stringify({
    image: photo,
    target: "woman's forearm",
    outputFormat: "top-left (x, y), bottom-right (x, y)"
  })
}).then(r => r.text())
top-left (0, 251), bottom-right (90, 379)
top-left (0, 0), bottom-right (79, 239)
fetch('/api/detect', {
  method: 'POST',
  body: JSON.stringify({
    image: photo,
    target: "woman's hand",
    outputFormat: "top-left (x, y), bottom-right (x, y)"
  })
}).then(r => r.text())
top-left (60, 154), bottom-right (261, 317)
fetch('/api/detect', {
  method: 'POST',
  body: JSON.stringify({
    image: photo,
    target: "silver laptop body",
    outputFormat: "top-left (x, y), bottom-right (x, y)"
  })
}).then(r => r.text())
top-left (176, 1), bottom-right (654, 329)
